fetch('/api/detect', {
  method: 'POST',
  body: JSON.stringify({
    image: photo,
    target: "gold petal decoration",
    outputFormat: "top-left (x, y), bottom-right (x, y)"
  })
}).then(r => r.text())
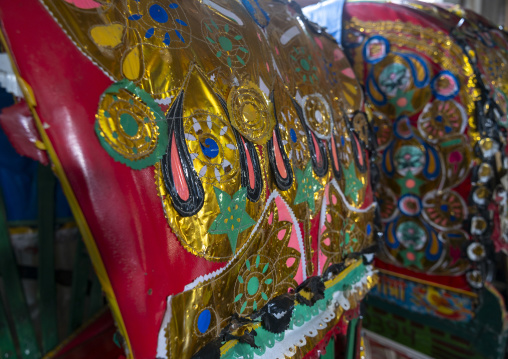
top-left (122, 45), bottom-right (142, 81)
top-left (90, 23), bottom-right (124, 48)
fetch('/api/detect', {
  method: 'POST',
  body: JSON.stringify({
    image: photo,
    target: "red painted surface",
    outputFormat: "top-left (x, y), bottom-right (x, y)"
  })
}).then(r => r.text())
top-left (52, 310), bottom-right (123, 359)
top-left (0, 2), bottom-right (225, 358)
top-left (0, 101), bottom-right (48, 165)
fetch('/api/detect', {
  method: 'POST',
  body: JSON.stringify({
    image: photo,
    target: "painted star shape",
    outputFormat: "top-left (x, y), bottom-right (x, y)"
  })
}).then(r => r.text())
top-left (208, 187), bottom-right (256, 253)
top-left (396, 172), bottom-right (425, 196)
top-left (342, 163), bottom-right (363, 204)
top-left (340, 222), bottom-right (359, 254)
top-left (389, 88), bottom-right (415, 117)
top-left (400, 245), bottom-right (425, 269)
top-left (294, 161), bottom-right (323, 212)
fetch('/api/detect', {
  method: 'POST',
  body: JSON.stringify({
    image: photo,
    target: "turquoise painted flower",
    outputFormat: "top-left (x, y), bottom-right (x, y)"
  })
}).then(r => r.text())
top-left (234, 255), bottom-right (273, 314)
top-left (204, 19), bottom-right (249, 68)
top-left (290, 47), bottom-right (318, 84)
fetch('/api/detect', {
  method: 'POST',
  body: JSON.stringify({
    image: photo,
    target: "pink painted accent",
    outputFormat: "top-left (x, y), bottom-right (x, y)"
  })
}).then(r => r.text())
top-left (314, 37), bottom-right (323, 50)
top-left (257, 32), bottom-right (262, 42)
top-left (311, 131), bottom-right (321, 165)
top-left (170, 133), bottom-right (190, 201)
top-left (278, 229), bottom-right (286, 240)
top-left (449, 151), bottom-right (463, 163)
top-left (63, 0), bottom-right (101, 8)
top-left (241, 137), bottom-right (256, 190)
top-left (397, 97), bottom-right (408, 107)
top-left (331, 135), bottom-right (340, 171)
top-left (326, 213), bottom-right (332, 223)
top-left (449, 150), bottom-right (463, 173)
top-left (268, 212), bottom-right (274, 225)
top-left (334, 49), bottom-right (344, 61)
top-left (323, 237), bottom-right (331, 246)
top-left (272, 131), bottom-right (288, 179)
top-left (266, 62), bottom-right (270, 72)
top-left (275, 46), bottom-right (280, 56)
top-left (275, 196), bottom-right (304, 284)
top-left (286, 257), bottom-right (296, 267)
top-left (332, 195), bottom-right (337, 205)
top-left (342, 67), bottom-right (355, 79)
top-left (318, 248), bottom-right (327, 276)
top-left (353, 135), bottom-right (364, 166)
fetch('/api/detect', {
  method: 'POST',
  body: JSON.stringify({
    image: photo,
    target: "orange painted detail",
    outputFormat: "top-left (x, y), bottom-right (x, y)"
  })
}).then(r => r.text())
top-left (171, 133), bottom-right (190, 201)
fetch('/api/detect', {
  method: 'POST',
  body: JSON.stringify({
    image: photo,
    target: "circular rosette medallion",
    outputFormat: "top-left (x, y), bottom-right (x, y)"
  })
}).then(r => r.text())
top-left (418, 100), bottom-right (467, 142)
top-left (95, 79), bottom-right (167, 169)
top-left (278, 107), bottom-right (309, 169)
top-left (398, 194), bottom-right (423, 217)
top-left (396, 219), bottom-right (426, 250)
top-left (234, 254), bottom-right (275, 314)
top-left (394, 145), bottom-right (425, 176)
top-left (301, 93), bottom-right (332, 139)
top-left (366, 52), bottom-right (432, 118)
top-left (184, 112), bottom-right (240, 184)
top-left (227, 82), bottom-right (275, 145)
top-left (430, 71), bottom-right (459, 100)
top-left (202, 18), bottom-right (250, 68)
top-left (422, 190), bottom-right (467, 231)
top-left (289, 46), bottom-right (319, 85)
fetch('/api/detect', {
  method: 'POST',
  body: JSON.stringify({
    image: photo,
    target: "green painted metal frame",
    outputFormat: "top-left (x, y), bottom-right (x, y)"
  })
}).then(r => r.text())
top-left (0, 182), bottom-right (40, 359)
top-left (37, 164), bottom-right (59, 353)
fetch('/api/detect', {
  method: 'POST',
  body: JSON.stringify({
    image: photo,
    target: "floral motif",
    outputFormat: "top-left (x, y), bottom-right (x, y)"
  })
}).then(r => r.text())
top-left (95, 79), bottom-right (167, 169)
top-left (127, 1), bottom-right (189, 47)
top-left (418, 100), bottom-right (467, 142)
top-left (234, 255), bottom-right (273, 313)
top-left (203, 18), bottom-right (249, 68)
top-left (183, 113), bottom-right (239, 185)
top-left (394, 145), bottom-right (425, 176)
top-left (290, 47), bottom-right (318, 84)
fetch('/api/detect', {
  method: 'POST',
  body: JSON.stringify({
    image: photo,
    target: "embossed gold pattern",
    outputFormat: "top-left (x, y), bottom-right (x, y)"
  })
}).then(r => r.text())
top-left (227, 81), bottom-right (275, 144)
top-left (166, 195), bottom-right (301, 358)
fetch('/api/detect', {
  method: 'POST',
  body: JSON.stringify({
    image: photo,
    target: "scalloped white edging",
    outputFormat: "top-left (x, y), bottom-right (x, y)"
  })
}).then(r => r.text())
top-left (259, 265), bottom-right (375, 359)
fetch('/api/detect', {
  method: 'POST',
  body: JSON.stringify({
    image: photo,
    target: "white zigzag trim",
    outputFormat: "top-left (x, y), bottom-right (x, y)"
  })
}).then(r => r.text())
top-left (38, 0), bottom-right (116, 82)
top-left (184, 189), bottom-right (307, 291)
top-left (330, 178), bottom-right (377, 213)
top-left (255, 265), bottom-right (375, 359)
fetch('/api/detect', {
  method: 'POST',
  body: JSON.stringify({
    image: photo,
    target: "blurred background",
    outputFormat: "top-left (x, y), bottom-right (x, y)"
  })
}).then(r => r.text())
top-left (295, 0), bottom-right (508, 28)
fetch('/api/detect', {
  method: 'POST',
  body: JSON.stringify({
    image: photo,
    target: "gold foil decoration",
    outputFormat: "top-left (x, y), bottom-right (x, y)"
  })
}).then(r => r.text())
top-left (227, 81), bottom-right (275, 145)
top-left (166, 194), bottom-right (301, 358)
top-left (301, 93), bottom-right (332, 139)
top-left (155, 65), bottom-right (266, 261)
top-left (320, 183), bottom-right (375, 268)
